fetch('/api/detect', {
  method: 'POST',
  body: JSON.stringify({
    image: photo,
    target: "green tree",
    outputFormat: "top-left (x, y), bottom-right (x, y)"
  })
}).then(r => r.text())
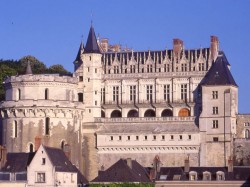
top-left (19, 55), bottom-right (47, 74)
top-left (47, 64), bottom-right (70, 74)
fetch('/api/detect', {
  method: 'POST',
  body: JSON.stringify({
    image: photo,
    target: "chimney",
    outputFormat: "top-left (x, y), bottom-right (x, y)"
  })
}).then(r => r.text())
top-left (228, 156), bottom-right (233, 173)
top-left (0, 146), bottom-right (7, 169)
top-left (173, 38), bottom-right (183, 54)
top-left (184, 156), bottom-right (190, 172)
top-left (63, 144), bottom-right (71, 160)
top-left (35, 136), bottom-right (42, 151)
top-left (210, 35), bottom-right (219, 61)
top-left (126, 158), bottom-right (132, 169)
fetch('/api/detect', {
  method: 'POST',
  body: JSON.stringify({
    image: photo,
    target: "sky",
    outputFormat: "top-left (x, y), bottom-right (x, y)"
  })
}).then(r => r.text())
top-left (0, 0), bottom-right (250, 113)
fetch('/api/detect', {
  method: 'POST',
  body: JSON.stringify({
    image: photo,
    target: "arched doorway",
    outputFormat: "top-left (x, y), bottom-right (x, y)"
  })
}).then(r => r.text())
top-left (101, 110), bottom-right (105, 118)
top-left (161, 109), bottom-right (173, 117)
top-left (144, 109), bottom-right (155, 117)
top-left (110, 110), bottom-right (122, 118)
top-left (178, 108), bottom-right (190, 117)
top-left (127, 110), bottom-right (139, 117)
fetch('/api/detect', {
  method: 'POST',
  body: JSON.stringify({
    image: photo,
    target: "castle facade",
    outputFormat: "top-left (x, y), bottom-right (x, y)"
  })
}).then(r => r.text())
top-left (0, 25), bottom-right (249, 180)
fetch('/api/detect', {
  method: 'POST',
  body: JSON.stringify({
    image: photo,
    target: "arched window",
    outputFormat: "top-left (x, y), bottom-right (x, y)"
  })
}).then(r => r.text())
top-left (29, 143), bottom-right (34, 152)
top-left (17, 89), bottom-right (21, 100)
top-left (45, 88), bottom-right (49, 100)
top-left (127, 110), bottom-right (139, 117)
top-left (144, 109), bottom-right (155, 117)
top-left (178, 108), bottom-right (190, 117)
top-left (101, 110), bottom-right (105, 118)
top-left (13, 120), bottom-right (17, 138)
top-left (245, 129), bottom-right (250, 139)
top-left (110, 110), bottom-right (122, 118)
top-left (161, 109), bottom-right (173, 117)
top-left (61, 140), bottom-right (66, 150)
top-left (45, 117), bottom-right (50, 136)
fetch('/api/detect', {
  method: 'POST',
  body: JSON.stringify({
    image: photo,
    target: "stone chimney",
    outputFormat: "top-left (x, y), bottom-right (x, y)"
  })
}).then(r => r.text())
top-left (35, 136), bottom-right (42, 151)
top-left (210, 35), bottom-right (219, 61)
top-left (126, 158), bottom-right (132, 169)
top-left (184, 156), bottom-right (190, 172)
top-left (0, 146), bottom-right (7, 169)
top-left (63, 144), bottom-right (71, 160)
top-left (173, 38), bottom-right (183, 54)
top-left (228, 156), bottom-right (233, 173)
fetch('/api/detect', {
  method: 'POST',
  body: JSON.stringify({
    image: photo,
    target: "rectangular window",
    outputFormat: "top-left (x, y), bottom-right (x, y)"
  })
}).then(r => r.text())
top-left (113, 86), bottom-right (119, 102)
top-left (101, 88), bottom-right (105, 104)
top-left (13, 120), bottom-right (17, 138)
top-left (37, 173), bottom-right (45, 183)
top-left (130, 86), bottom-right (136, 101)
top-left (188, 135), bottom-right (191, 140)
top-left (164, 85), bottom-right (170, 102)
top-left (144, 136), bottom-right (147, 140)
top-left (179, 135), bottom-right (183, 140)
top-left (136, 136), bottom-right (139, 141)
top-left (130, 65), bottom-right (135, 73)
top-left (114, 66), bottom-right (119, 74)
top-left (199, 63), bottom-right (205, 71)
top-left (181, 84), bottom-right (187, 100)
top-left (78, 93), bottom-right (83, 102)
top-left (95, 101), bottom-right (97, 106)
top-left (162, 135), bottom-right (165, 140)
top-left (213, 120), bottom-right (219, 128)
top-left (153, 135), bottom-right (156, 140)
top-left (213, 107), bottom-right (218, 114)
top-left (213, 137), bottom-right (219, 142)
top-left (119, 136), bottom-right (122, 141)
top-left (170, 135), bottom-right (174, 140)
top-left (212, 91), bottom-right (218, 99)
top-left (181, 64), bottom-right (187, 72)
top-left (42, 158), bottom-right (46, 165)
top-left (79, 76), bottom-right (83, 82)
top-left (110, 136), bottom-right (113, 141)
top-left (95, 68), bottom-right (97, 73)
top-left (127, 136), bottom-right (130, 141)
top-left (146, 85), bottom-right (153, 101)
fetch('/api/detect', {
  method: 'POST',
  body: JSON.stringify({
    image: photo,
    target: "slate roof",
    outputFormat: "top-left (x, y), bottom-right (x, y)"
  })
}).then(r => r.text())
top-left (74, 42), bottom-right (84, 63)
top-left (84, 25), bottom-right (101, 54)
top-left (92, 159), bottom-right (151, 183)
top-left (1, 152), bottom-right (35, 172)
top-left (202, 52), bottom-right (237, 86)
top-left (157, 166), bottom-right (250, 181)
top-left (25, 61), bottom-right (33, 75)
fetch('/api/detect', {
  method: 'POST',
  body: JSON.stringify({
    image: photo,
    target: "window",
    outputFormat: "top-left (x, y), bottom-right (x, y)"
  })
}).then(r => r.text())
top-left (79, 76), bottom-right (83, 82)
top-left (181, 84), bottom-right (187, 100)
top-left (179, 135), bottom-right (182, 140)
top-left (61, 140), bottom-right (65, 150)
top-left (37, 173), bottom-right (45, 183)
top-left (110, 136), bottom-right (113, 141)
top-left (245, 129), bottom-right (250, 139)
top-left (147, 64), bottom-right (153, 73)
top-left (130, 86), bottom-right (136, 101)
top-left (119, 136), bottom-right (122, 141)
top-left (213, 137), bottom-right (219, 142)
top-left (88, 78), bottom-right (90, 82)
top-left (114, 66), bottom-right (119, 74)
top-left (162, 135), bottom-right (165, 140)
top-left (213, 120), bottom-right (219, 128)
top-left (216, 172), bottom-right (225, 180)
top-left (199, 63), bottom-right (205, 71)
top-left (130, 65), bottom-right (135, 73)
top-left (170, 135), bottom-right (174, 140)
top-left (13, 120), bottom-right (17, 138)
top-left (45, 88), bottom-right (49, 100)
top-left (153, 135), bottom-right (156, 140)
top-left (213, 107), bottom-right (218, 114)
top-left (144, 136), bottom-right (147, 140)
top-left (212, 91), bottom-right (218, 99)
top-left (113, 86), bottom-right (119, 102)
top-left (95, 90), bottom-right (97, 95)
top-left (95, 101), bottom-right (97, 105)
top-left (203, 172), bottom-right (211, 180)
top-left (146, 85), bottom-right (153, 101)
top-left (127, 136), bottom-right (130, 141)
top-left (181, 64), bottom-right (187, 72)
top-left (42, 158), bottom-right (46, 165)
top-left (101, 88), bottom-right (105, 104)
top-left (95, 68), bottom-right (97, 73)
top-left (29, 143), bottom-right (34, 152)
top-left (45, 117), bottom-right (50, 136)
top-left (136, 136), bottom-right (139, 141)
top-left (87, 67), bottom-right (90, 72)
top-left (164, 85), bottom-right (170, 102)
top-left (189, 172), bottom-right (197, 181)
top-left (17, 88), bottom-right (21, 100)
top-left (78, 93), bottom-right (83, 102)
top-left (188, 135), bottom-right (191, 140)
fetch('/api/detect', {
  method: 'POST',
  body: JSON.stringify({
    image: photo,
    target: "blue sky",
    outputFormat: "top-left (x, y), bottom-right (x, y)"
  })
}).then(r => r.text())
top-left (1, 0), bottom-right (250, 113)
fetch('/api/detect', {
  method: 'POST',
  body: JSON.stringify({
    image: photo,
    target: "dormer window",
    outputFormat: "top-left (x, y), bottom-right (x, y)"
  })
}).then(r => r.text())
top-left (203, 171), bottom-right (211, 180)
top-left (189, 171), bottom-right (197, 181)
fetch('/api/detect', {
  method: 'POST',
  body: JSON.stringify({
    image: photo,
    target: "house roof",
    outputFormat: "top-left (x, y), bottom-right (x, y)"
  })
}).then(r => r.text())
top-left (92, 159), bottom-right (151, 183)
top-left (1, 152), bottom-right (35, 172)
top-left (84, 25), bottom-right (101, 54)
top-left (74, 42), bottom-right (84, 63)
top-left (202, 52), bottom-right (237, 87)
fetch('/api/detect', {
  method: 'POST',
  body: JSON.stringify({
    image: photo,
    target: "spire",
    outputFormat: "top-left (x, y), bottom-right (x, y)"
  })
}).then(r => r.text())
top-left (25, 61), bottom-right (33, 75)
top-left (74, 42), bottom-right (84, 62)
top-left (84, 25), bottom-right (101, 53)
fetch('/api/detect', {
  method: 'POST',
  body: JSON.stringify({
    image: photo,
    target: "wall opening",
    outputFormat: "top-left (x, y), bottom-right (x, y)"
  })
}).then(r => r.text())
top-left (110, 110), bottom-right (122, 118)
top-left (45, 117), bottom-right (50, 136)
top-left (178, 108), bottom-right (190, 117)
top-left (78, 93), bottom-right (83, 102)
top-left (127, 110), bottom-right (139, 117)
top-left (161, 109), bottom-right (173, 117)
top-left (144, 109), bottom-right (155, 117)
top-left (45, 88), bottom-right (49, 100)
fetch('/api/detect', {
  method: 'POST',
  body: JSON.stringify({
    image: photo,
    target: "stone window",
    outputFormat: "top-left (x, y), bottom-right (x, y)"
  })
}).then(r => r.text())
top-left (212, 91), bottom-right (218, 99)
top-left (136, 136), bottom-right (139, 141)
top-left (144, 136), bottom-right (148, 141)
top-left (45, 88), bottom-right (49, 100)
top-left (114, 66), bottom-right (119, 74)
top-left (179, 135), bottom-right (183, 140)
top-left (164, 84), bottom-right (170, 102)
top-left (130, 85), bottom-right (136, 101)
top-left (42, 158), bottom-right (46, 165)
top-left (37, 172), bottom-right (45, 183)
top-left (95, 68), bottom-right (97, 73)
top-left (29, 143), bottom-right (34, 152)
top-left (78, 93), bottom-right (83, 102)
top-left (95, 101), bottom-right (97, 106)
top-left (79, 76), bottom-right (83, 82)
top-left (119, 136), bottom-right (122, 141)
top-left (245, 129), bottom-right (250, 139)
top-left (113, 86), bottom-right (119, 102)
top-left (199, 63), bottom-right (205, 71)
top-left (127, 136), bottom-right (130, 141)
top-left (101, 88), bottom-right (105, 104)
top-left (110, 136), bottom-right (113, 141)
top-left (188, 135), bottom-right (192, 140)
top-left (12, 120), bottom-right (17, 138)
top-left (153, 135), bottom-right (156, 140)
top-left (170, 135), bottom-right (174, 140)
top-left (216, 171), bottom-right (225, 180)
top-left (45, 117), bottom-right (50, 136)
top-left (213, 120), bottom-right (219, 128)
top-left (213, 107), bottom-right (218, 114)
top-left (130, 65), bottom-right (135, 73)
top-left (213, 137), bottom-right (219, 142)
top-left (61, 140), bottom-right (65, 150)
top-left (146, 85), bottom-right (153, 102)
top-left (181, 64), bottom-right (187, 72)
top-left (17, 88), bottom-right (21, 100)
top-left (189, 171), bottom-right (197, 180)
top-left (203, 171), bottom-right (211, 180)
top-left (181, 84), bottom-right (187, 100)
top-left (162, 135), bottom-right (165, 140)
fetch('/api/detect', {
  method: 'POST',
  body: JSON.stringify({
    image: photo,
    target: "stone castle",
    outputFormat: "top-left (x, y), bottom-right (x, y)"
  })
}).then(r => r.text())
top-left (1, 25), bottom-right (250, 181)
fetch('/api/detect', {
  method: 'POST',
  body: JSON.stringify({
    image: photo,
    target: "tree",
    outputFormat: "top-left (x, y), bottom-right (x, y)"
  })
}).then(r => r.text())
top-left (19, 55), bottom-right (47, 74)
top-left (47, 64), bottom-right (70, 74)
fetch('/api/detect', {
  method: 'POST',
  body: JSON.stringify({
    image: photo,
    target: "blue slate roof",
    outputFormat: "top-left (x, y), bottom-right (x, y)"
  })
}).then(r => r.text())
top-left (84, 25), bottom-right (101, 54)
top-left (202, 52), bottom-right (237, 86)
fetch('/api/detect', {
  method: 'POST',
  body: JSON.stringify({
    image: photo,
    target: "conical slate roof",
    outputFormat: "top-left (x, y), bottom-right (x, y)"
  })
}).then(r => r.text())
top-left (74, 42), bottom-right (84, 62)
top-left (25, 61), bottom-right (33, 75)
top-left (84, 25), bottom-right (101, 53)
top-left (202, 52), bottom-right (237, 87)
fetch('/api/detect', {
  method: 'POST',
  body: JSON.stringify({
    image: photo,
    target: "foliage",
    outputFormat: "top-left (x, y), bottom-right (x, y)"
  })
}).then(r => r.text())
top-left (0, 56), bottom-right (71, 101)
top-left (89, 183), bottom-right (154, 187)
